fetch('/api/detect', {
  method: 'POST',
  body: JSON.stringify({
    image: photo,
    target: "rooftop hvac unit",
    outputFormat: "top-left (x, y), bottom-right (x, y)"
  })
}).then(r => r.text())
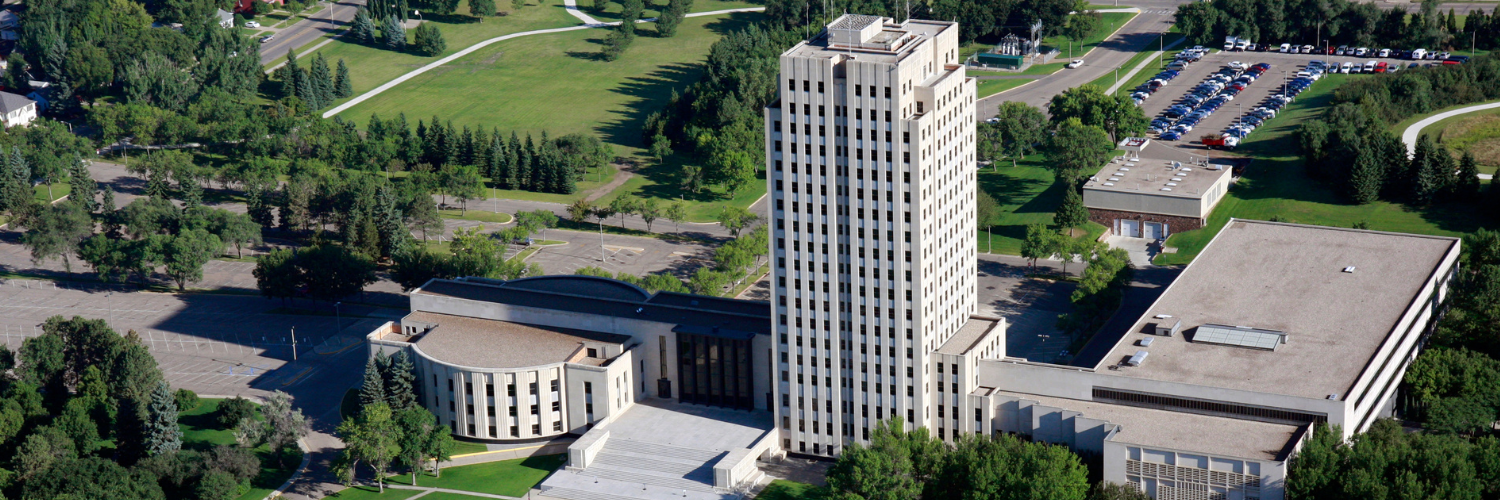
top-left (1155, 319), bottom-right (1182, 337)
top-left (1138, 338), bottom-right (1155, 347)
top-left (1126, 350), bottom-right (1149, 366)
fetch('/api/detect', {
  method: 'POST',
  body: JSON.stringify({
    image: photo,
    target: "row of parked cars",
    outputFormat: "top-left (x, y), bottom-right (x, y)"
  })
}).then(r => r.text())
top-left (1221, 38), bottom-right (1472, 65)
top-left (1209, 61), bottom-right (1328, 148)
top-left (1126, 47), bottom-right (1213, 106)
top-left (1149, 63), bottom-right (1272, 142)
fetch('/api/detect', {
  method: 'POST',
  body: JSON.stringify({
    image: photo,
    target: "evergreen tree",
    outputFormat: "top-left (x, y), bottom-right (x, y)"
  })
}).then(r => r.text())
top-left (518, 134), bottom-right (534, 190)
top-left (334, 59), bottom-right (354, 98)
top-left (144, 381), bottom-right (182, 457)
top-left (1055, 187), bottom-right (1090, 228)
top-left (459, 126), bottom-right (475, 166)
top-left (506, 132), bottom-right (522, 189)
top-left (1410, 135), bottom-right (1437, 203)
top-left (352, 7), bottom-right (377, 44)
top-left (360, 357), bottom-right (387, 409)
top-left (309, 53), bottom-right (335, 109)
top-left (443, 122), bottom-right (460, 166)
top-left (67, 156), bottom-right (97, 213)
top-left (385, 16), bottom-right (408, 50)
top-left (386, 350), bottom-right (418, 410)
top-left (282, 49), bottom-right (302, 101)
top-left (487, 135), bottom-right (507, 186)
top-left (374, 186), bottom-right (409, 259)
top-left (657, 0), bottom-right (686, 37)
top-left (1414, 153), bottom-right (1444, 206)
top-left (1347, 150), bottom-right (1383, 205)
top-left (413, 22), bottom-right (447, 56)
top-left (1457, 150), bottom-right (1482, 200)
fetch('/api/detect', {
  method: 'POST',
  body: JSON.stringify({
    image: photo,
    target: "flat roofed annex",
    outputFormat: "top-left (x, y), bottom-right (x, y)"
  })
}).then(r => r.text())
top-left (1095, 220), bottom-right (1459, 400)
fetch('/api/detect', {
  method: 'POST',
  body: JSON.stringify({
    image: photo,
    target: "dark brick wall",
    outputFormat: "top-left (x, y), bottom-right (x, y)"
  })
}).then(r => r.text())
top-left (1087, 208), bottom-right (1206, 237)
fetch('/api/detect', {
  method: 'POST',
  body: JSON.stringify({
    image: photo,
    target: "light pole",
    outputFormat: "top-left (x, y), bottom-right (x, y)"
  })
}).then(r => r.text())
top-left (335, 302), bottom-right (342, 333)
top-left (291, 326), bottom-right (298, 361)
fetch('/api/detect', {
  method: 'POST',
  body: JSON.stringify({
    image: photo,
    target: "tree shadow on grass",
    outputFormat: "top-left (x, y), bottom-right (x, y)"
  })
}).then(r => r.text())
top-left (597, 62), bottom-right (704, 149)
top-left (977, 169), bottom-right (1052, 209)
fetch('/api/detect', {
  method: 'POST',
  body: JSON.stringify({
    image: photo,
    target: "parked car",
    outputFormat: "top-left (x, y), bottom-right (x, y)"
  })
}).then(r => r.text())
top-left (1363, 60), bottom-right (1377, 72)
top-left (1279, 43), bottom-right (1292, 53)
top-left (1354, 47), bottom-right (1369, 56)
top-left (1378, 48), bottom-right (1391, 57)
top-left (1302, 44), bottom-right (1315, 54)
top-left (244, 20), bottom-right (260, 28)
top-left (1411, 48), bottom-right (1427, 60)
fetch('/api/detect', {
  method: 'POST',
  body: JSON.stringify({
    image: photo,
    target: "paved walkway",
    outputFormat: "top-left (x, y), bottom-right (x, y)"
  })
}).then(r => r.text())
top-left (1401, 100), bottom-right (1500, 180)
top-left (323, 6), bottom-right (766, 118)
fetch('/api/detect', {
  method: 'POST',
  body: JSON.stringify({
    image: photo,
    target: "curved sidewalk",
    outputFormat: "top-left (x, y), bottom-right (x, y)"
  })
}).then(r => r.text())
top-left (324, 6), bottom-right (765, 118)
top-left (1401, 100), bottom-right (1500, 179)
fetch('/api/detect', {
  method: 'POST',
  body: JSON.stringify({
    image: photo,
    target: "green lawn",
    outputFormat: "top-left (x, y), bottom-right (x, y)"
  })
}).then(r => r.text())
top-left (384, 454), bottom-right (568, 497)
top-left (324, 486), bottom-right (425, 500)
top-left (338, 13), bottom-right (764, 217)
top-left (1043, 12), bottom-right (1135, 60)
top-left (1414, 105), bottom-right (1500, 169)
top-left (1156, 74), bottom-right (1496, 265)
top-left (975, 156), bottom-right (1111, 255)
top-left (976, 78), bottom-right (1035, 98)
top-left (450, 440), bottom-right (491, 456)
top-left (1089, 33), bottom-right (1185, 92)
top-left (440, 208), bottom-right (514, 223)
top-left (756, 480), bottom-right (828, 500)
top-left (592, 156), bottom-right (767, 222)
top-left (181, 398), bottom-right (302, 500)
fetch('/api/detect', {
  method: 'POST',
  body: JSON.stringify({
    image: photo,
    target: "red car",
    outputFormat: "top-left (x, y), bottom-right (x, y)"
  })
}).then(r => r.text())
top-left (1374, 62), bottom-right (1388, 73)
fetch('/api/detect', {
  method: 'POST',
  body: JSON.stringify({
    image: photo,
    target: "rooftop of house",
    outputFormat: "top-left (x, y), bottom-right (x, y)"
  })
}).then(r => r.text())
top-left (0, 91), bottom-right (33, 113)
top-left (991, 390), bottom-right (1303, 461)
top-left (1081, 155), bottom-right (1232, 200)
top-left (400, 311), bottom-right (630, 369)
top-left (1094, 220), bottom-right (1460, 400)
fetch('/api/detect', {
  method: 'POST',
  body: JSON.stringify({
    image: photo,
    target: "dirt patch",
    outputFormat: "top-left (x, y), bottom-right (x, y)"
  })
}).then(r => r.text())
top-left (479, 51), bottom-right (505, 65)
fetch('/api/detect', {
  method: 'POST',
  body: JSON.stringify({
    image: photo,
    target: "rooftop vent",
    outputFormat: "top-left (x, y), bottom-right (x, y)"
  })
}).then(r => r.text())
top-left (1342, 266), bottom-right (1356, 273)
top-left (1166, 182), bottom-right (1178, 186)
top-left (1119, 167), bottom-right (1131, 171)
top-left (1125, 350), bottom-right (1149, 367)
top-left (1108, 177), bottom-right (1121, 182)
top-left (1155, 319), bottom-right (1182, 337)
top-left (1103, 182), bottom-right (1115, 186)
top-left (1138, 338), bottom-right (1155, 347)
top-left (1326, 394), bottom-right (1339, 400)
top-left (1194, 324), bottom-right (1289, 351)
top-left (1181, 168), bottom-right (1193, 172)
top-left (1161, 188), bottom-right (1173, 192)
top-left (1154, 314), bottom-right (1174, 319)
top-left (1171, 177), bottom-right (1184, 181)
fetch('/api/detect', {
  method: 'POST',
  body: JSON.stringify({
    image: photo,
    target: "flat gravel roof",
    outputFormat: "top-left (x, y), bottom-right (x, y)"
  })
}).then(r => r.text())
top-left (1095, 220), bottom-right (1458, 400)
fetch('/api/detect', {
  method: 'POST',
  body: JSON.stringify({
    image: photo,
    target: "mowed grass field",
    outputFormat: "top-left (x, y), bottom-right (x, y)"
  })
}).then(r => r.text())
top-left (974, 157), bottom-right (1109, 255)
top-left (307, 0), bottom-right (761, 106)
top-left (1155, 74), bottom-right (1495, 265)
top-left (336, 12), bottom-right (764, 215)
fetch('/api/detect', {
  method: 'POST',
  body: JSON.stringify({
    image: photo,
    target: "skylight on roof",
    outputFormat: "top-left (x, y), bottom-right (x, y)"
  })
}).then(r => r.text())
top-left (1193, 324), bottom-right (1287, 351)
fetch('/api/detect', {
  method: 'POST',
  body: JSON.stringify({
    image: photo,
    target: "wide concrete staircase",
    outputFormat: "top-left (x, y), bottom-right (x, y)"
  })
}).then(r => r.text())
top-left (540, 438), bottom-right (734, 500)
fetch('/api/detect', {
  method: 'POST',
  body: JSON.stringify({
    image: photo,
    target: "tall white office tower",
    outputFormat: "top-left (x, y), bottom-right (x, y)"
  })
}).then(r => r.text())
top-left (765, 14), bottom-right (978, 456)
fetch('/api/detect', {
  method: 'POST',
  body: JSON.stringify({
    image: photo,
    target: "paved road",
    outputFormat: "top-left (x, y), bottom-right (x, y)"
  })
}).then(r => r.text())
top-left (259, 0), bottom-right (365, 65)
top-left (978, 8), bottom-right (1177, 113)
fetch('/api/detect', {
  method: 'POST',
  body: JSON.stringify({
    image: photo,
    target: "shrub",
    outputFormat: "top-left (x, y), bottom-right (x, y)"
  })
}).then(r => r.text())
top-left (174, 389), bottom-right (200, 413)
top-left (217, 397), bottom-right (257, 428)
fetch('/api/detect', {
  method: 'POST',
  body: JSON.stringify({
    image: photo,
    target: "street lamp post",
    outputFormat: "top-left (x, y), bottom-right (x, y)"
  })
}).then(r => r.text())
top-left (291, 326), bottom-right (298, 361)
top-left (335, 302), bottom-right (342, 333)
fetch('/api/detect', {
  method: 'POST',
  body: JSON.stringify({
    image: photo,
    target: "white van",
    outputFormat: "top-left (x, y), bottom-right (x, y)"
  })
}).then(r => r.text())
top-left (1280, 43), bottom-right (1291, 53)
top-left (1363, 60), bottom-right (1378, 72)
top-left (1411, 48), bottom-right (1427, 60)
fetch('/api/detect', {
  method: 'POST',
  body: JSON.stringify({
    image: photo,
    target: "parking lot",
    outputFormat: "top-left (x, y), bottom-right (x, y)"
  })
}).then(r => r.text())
top-left (0, 279), bottom-right (390, 395)
top-left (1134, 49), bottom-right (1414, 149)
